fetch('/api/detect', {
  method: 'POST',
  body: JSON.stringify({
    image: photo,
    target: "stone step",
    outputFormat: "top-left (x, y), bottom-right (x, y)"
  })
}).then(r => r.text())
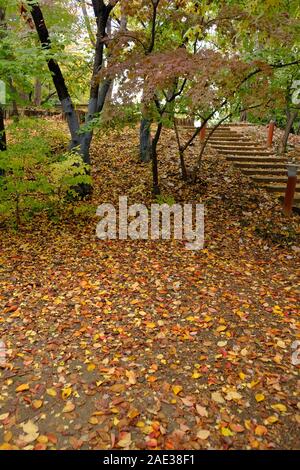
top-left (242, 168), bottom-right (287, 176)
top-left (252, 176), bottom-right (289, 184)
top-left (209, 139), bottom-right (252, 145)
top-left (263, 184), bottom-right (300, 193)
top-left (208, 137), bottom-right (250, 145)
top-left (211, 145), bottom-right (268, 152)
top-left (220, 149), bottom-right (274, 156)
top-left (234, 162), bottom-right (286, 169)
top-left (210, 133), bottom-right (240, 138)
top-left (227, 156), bottom-right (281, 163)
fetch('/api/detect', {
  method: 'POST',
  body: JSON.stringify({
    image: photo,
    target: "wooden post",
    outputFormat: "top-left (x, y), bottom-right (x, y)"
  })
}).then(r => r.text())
top-left (283, 162), bottom-right (298, 216)
top-left (267, 120), bottom-right (275, 148)
top-left (200, 122), bottom-right (206, 142)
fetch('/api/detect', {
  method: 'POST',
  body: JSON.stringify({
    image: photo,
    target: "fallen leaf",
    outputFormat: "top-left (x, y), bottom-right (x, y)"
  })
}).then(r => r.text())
top-left (211, 391), bottom-right (225, 404)
top-left (172, 385), bottom-right (183, 395)
top-left (255, 393), bottom-right (265, 403)
top-left (62, 401), bottom-right (75, 413)
top-left (255, 425), bottom-right (268, 436)
top-left (16, 383), bottom-right (29, 392)
top-left (125, 370), bottom-right (137, 385)
top-left (117, 432), bottom-right (131, 448)
top-left (271, 403), bottom-right (287, 413)
top-left (197, 429), bottom-right (210, 440)
top-left (61, 387), bottom-right (72, 400)
top-left (32, 400), bottom-right (43, 409)
top-left (196, 405), bottom-right (208, 417)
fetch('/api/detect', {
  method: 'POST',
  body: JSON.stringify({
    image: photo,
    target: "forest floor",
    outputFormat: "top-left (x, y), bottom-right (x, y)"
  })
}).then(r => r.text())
top-left (0, 124), bottom-right (299, 450)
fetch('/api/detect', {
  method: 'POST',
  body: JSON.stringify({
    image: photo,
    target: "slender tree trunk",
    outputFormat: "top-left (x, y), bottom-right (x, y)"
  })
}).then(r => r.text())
top-left (29, 2), bottom-right (81, 151)
top-left (140, 118), bottom-right (152, 162)
top-left (240, 110), bottom-right (247, 122)
top-left (151, 123), bottom-right (163, 195)
top-left (0, 106), bottom-right (6, 152)
top-left (0, 7), bottom-right (7, 159)
top-left (0, 106), bottom-right (6, 176)
top-left (173, 119), bottom-right (187, 179)
top-left (34, 79), bottom-right (42, 106)
top-left (80, 5), bottom-right (110, 163)
top-left (7, 78), bottom-right (19, 122)
top-left (97, 79), bottom-right (112, 113)
top-left (280, 110), bottom-right (298, 154)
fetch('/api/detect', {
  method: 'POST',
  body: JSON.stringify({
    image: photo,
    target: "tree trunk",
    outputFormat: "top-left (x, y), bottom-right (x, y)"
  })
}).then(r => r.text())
top-left (34, 79), bottom-right (42, 106)
top-left (140, 118), bottom-right (152, 162)
top-left (97, 79), bottom-right (112, 113)
top-left (151, 123), bottom-right (162, 194)
top-left (8, 78), bottom-right (19, 122)
top-left (240, 110), bottom-right (247, 122)
top-left (0, 7), bottom-right (7, 159)
top-left (80, 5), bottom-right (110, 163)
top-left (29, 2), bottom-right (81, 152)
top-left (0, 106), bottom-right (6, 176)
top-left (173, 116), bottom-right (187, 180)
top-left (280, 110), bottom-right (298, 154)
top-left (0, 106), bottom-right (6, 151)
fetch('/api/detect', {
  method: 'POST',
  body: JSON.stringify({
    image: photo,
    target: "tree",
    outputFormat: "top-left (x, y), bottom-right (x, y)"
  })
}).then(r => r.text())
top-left (99, 0), bottom-right (300, 191)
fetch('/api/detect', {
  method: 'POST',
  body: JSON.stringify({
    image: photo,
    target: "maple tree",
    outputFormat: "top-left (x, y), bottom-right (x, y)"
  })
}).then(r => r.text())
top-left (96, 0), bottom-right (299, 191)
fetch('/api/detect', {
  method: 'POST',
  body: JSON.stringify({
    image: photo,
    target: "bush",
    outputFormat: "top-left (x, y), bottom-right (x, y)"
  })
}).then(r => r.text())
top-left (0, 118), bottom-right (91, 227)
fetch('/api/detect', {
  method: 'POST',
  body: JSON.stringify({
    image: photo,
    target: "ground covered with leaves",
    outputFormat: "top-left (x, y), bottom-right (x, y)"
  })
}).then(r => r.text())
top-left (0, 124), bottom-right (299, 450)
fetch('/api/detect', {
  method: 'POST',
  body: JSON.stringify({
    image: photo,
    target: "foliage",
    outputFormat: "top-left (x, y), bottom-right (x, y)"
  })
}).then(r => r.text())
top-left (0, 119), bottom-right (91, 227)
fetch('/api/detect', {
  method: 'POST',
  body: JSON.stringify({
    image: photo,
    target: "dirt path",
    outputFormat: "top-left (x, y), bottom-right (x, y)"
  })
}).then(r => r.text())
top-left (0, 126), bottom-right (299, 450)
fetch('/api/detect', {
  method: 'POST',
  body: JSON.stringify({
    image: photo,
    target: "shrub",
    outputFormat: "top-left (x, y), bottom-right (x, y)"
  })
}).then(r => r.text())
top-left (0, 118), bottom-right (91, 228)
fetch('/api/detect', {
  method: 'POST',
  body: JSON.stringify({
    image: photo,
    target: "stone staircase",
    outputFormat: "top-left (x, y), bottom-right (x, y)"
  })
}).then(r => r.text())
top-left (206, 125), bottom-right (300, 209)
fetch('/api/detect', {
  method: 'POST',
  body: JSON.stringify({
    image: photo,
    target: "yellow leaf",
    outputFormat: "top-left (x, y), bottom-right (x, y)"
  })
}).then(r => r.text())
top-left (216, 325), bottom-right (227, 332)
top-left (146, 322), bottom-right (156, 329)
top-left (37, 435), bottom-right (48, 444)
top-left (221, 427), bottom-right (234, 437)
top-left (0, 443), bottom-right (13, 450)
top-left (46, 388), bottom-right (57, 397)
top-left (61, 387), bottom-right (72, 400)
top-left (271, 403), bottom-right (287, 413)
top-left (127, 408), bottom-right (140, 420)
top-left (16, 383), bottom-right (29, 392)
top-left (264, 415), bottom-right (278, 425)
top-left (244, 419), bottom-right (252, 430)
top-left (32, 400), bottom-right (43, 409)
top-left (192, 371), bottom-right (201, 379)
top-left (87, 363), bottom-right (96, 372)
top-left (4, 431), bottom-right (12, 443)
top-left (239, 372), bottom-right (246, 380)
top-left (249, 379), bottom-right (260, 389)
top-left (62, 401), bottom-right (75, 413)
top-left (255, 393), bottom-right (265, 403)
top-left (89, 416), bottom-right (98, 425)
top-left (255, 425), bottom-right (268, 436)
top-left (172, 385), bottom-right (183, 395)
